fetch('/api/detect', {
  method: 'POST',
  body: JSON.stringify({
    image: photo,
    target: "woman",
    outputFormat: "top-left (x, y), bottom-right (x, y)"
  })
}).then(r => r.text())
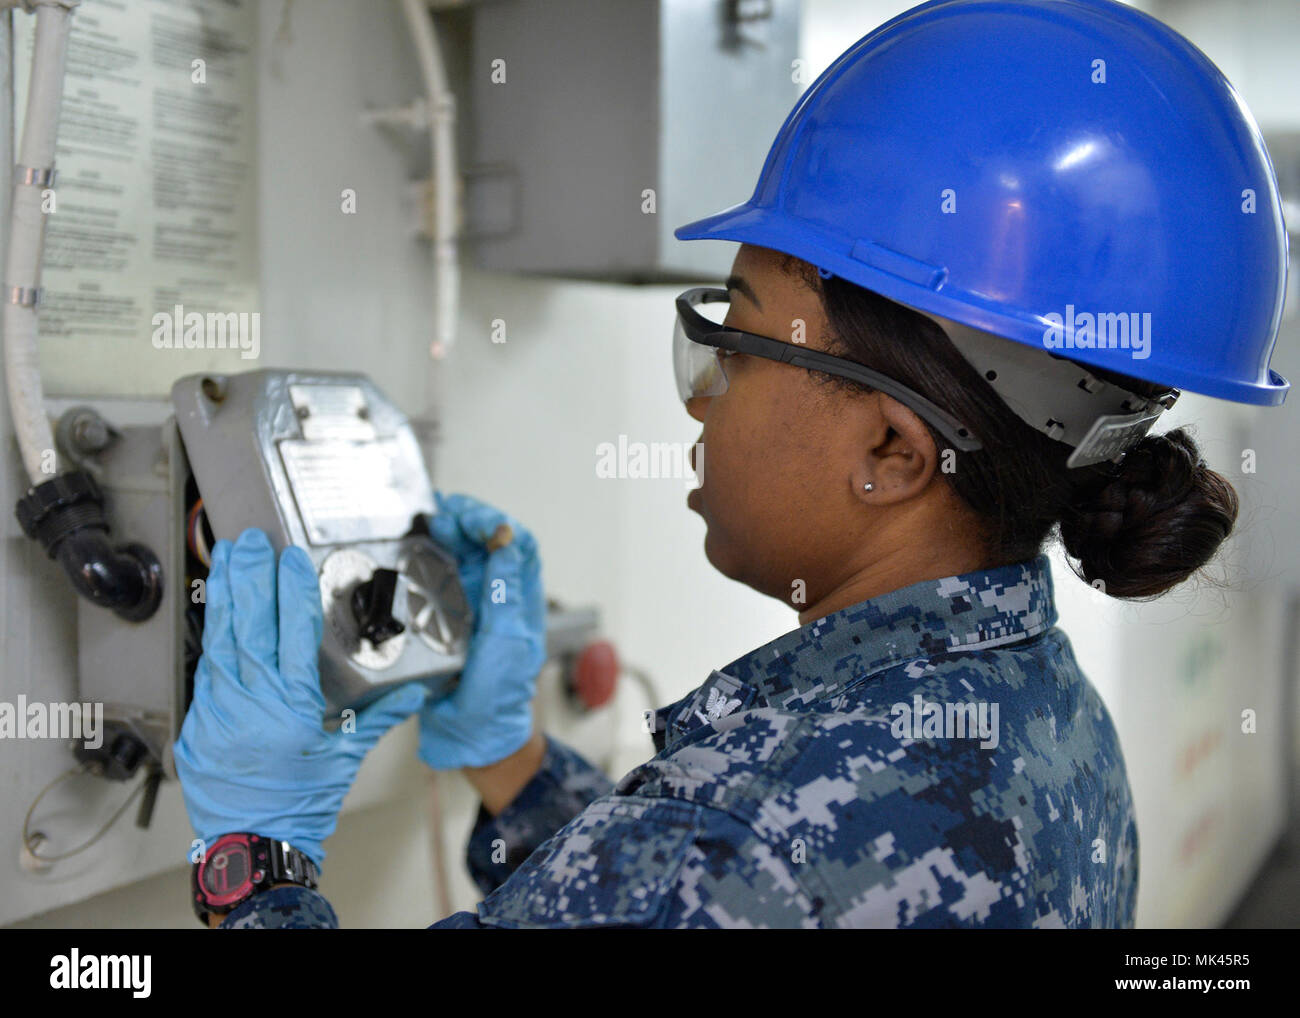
top-left (174, 0), bottom-right (1288, 928)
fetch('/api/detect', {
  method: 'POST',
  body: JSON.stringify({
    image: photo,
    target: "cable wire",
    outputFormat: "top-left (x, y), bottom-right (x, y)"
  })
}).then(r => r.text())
top-left (22, 761), bottom-right (153, 862)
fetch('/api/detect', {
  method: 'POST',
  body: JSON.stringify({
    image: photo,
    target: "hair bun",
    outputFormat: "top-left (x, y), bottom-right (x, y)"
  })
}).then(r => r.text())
top-left (1059, 428), bottom-right (1238, 599)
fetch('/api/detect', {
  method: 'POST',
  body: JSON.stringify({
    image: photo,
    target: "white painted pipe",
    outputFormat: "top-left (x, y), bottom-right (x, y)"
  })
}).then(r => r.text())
top-left (4, 1), bottom-right (78, 484)
top-left (400, 0), bottom-right (459, 360)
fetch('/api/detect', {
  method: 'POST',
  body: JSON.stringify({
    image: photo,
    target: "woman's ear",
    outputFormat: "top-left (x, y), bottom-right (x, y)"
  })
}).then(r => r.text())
top-left (849, 392), bottom-right (940, 507)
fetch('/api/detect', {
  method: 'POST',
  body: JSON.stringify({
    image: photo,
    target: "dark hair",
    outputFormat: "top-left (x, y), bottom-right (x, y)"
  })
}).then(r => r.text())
top-left (778, 254), bottom-right (1239, 600)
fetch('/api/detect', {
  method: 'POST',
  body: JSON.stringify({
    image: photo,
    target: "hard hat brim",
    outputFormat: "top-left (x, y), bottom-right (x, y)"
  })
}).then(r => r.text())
top-left (675, 203), bottom-right (1290, 407)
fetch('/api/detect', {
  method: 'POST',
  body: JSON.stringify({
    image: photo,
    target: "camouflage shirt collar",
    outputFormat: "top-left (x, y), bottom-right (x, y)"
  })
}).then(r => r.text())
top-left (717, 552), bottom-right (1058, 711)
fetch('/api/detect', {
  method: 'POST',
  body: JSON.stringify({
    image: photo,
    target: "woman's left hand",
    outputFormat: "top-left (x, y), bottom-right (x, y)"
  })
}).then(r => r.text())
top-left (173, 528), bottom-right (427, 869)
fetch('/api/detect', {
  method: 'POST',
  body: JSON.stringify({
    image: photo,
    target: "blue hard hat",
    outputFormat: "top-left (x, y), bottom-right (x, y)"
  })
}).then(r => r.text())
top-left (675, 0), bottom-right (1289, 406)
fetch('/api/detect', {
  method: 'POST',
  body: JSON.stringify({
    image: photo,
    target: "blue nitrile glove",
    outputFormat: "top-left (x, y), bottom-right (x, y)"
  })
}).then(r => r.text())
top-left (420, 491), bottom-right (546, 769)
top-left (173, 528), bottom-right (428, 868)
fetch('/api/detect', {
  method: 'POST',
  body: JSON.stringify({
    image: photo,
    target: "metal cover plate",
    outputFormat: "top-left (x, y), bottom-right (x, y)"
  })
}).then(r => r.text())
top-left (278, 437), bottom-right (419, 545)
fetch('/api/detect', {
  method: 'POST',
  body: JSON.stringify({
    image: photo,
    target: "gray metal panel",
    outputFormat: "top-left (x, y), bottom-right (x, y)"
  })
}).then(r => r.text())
top-left (171, 369), bottom-right (470, 716)
top-left (75, 423), bottom-right (184, 775)
top-left (466, 0), bottom-right (801, 281)
top-left (659, 0), bottom-right (803, 279)
top-left (468, 0), bottom-right (661, 277)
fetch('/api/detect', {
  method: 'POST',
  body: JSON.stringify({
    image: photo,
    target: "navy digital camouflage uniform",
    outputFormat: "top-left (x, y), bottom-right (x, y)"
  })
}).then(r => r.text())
top-left (218, 553), bottom-right (1139, 929)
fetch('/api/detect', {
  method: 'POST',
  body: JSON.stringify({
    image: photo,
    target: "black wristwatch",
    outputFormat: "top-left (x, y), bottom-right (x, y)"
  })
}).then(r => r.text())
top-left (191, 832), bottom-right (319, 927)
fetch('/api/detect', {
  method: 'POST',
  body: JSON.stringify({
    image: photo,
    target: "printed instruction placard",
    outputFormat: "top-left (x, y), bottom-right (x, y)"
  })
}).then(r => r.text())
top-left (15, 0), bottom-right (260, 397)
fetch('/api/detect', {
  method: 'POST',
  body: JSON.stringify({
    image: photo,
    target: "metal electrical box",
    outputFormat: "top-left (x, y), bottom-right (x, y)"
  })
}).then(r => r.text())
top-left (172, 371), bottom-right (472, 718)
top-left (64, 371), bottom-right (474, 781)
top-left (57, 369), bottom-right (606, 786)
top-left (465, 0), bottom-right (802, 281)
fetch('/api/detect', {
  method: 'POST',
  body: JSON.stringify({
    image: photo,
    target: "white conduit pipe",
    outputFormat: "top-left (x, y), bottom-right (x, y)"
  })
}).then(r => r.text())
top-left (400, 0), bottom-right (459, 360)
top-left (4, 0), bottom-right (78, 484)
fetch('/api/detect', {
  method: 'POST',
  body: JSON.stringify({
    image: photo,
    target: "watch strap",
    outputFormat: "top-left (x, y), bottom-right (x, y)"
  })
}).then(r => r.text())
top-left (266, 838), bottom-right (320, 890)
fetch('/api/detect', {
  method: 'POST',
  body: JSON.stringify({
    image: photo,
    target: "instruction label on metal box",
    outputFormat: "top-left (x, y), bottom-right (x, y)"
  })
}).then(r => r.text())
top-left (278, 438), bottom-right (415, 546)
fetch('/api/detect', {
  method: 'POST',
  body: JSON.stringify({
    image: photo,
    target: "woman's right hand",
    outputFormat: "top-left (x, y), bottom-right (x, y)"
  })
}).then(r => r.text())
top-left (419, 492), bottom-right (547, 770)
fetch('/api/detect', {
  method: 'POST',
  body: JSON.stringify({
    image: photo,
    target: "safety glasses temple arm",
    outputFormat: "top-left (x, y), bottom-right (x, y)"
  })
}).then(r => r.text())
top-left (753, 333), bottom-right (982, 452)
top-left (678, 287), bottom-right (982, 452)
top-left (785, 345), bottom-right (982, 451)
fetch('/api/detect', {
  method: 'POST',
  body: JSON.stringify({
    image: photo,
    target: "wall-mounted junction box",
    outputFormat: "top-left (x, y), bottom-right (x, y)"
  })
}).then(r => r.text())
top-left (464, 0), bottom-right (803, 282)
top-left (60, 370), bottom-right (598, 787)
top-left (66, 370), bottom-right (470, 781)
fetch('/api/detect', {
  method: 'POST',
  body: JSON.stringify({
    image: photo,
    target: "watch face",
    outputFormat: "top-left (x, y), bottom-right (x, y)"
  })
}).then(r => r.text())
top-left (200, 836), bottom-right (255, 907)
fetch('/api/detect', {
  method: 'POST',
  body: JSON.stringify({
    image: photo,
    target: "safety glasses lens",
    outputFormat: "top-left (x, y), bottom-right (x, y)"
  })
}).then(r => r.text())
top-left (673, 297), bottom-right (730, 402)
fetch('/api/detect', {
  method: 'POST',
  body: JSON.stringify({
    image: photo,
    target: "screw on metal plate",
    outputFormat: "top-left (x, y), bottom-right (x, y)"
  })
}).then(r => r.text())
top-left (200, 376), bottom-right (229, 404)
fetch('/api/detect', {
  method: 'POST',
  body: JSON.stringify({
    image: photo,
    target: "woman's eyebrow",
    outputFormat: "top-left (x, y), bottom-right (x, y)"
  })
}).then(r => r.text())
top-left (725, 274), bottom-right (762, 310)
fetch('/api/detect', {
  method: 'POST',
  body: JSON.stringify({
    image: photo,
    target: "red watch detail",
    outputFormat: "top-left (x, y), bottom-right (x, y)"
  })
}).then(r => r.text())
top-left (191, 832), bottom-right (318, 926)
top-left (195, 833), bottom-right (265, 910)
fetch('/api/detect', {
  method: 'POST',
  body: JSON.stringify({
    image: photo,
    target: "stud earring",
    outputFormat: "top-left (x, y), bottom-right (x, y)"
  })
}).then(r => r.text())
top-left (863, 482), bottom-right (874, 492)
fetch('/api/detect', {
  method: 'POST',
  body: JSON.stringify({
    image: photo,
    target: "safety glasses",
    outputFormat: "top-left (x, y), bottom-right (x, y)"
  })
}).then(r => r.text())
top-left (674, 287), bottom-right (983, 452)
